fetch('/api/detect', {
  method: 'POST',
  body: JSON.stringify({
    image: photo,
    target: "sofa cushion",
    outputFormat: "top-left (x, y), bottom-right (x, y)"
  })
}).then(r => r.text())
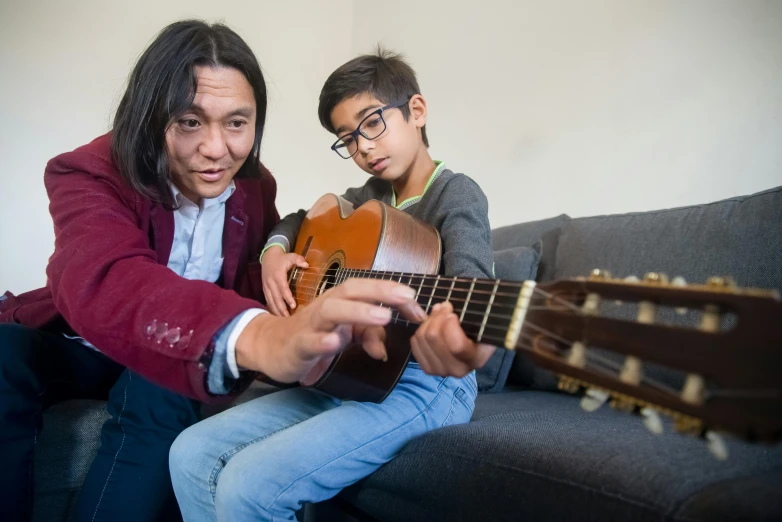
top-left (340, 390), bottom-right (782, 522)
top-left (553, 186), bottom-right (782, 290)
top-left (492, 213), bottom-right (570, 282)
top-left (476, 244), bottom-right (541, 393)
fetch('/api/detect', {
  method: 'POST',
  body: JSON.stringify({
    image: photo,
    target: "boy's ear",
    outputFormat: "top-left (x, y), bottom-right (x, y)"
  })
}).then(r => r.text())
top-left (409, 94), bottom-right (427, 129)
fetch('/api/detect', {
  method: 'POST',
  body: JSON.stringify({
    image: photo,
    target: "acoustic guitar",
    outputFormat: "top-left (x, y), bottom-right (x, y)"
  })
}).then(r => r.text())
top-left (289, 193), bottom-right (782, 451)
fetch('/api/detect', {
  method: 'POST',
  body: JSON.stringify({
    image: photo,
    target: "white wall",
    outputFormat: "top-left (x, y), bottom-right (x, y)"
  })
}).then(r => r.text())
top-left (353, 0), bottom-right (782, 225)
top-left (2, 0), bottom-right (781, 293)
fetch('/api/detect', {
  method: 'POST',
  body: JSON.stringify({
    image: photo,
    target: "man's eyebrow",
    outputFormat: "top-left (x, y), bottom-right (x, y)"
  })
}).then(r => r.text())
top-left (187, 104), bottom-right (254, 118)
top-left (334, 104), bottom-right (382, 135)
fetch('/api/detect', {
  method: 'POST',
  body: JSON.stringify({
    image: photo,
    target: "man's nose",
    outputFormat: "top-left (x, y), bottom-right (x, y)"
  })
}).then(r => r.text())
top-left (199, 124), bottom-right (229, 159)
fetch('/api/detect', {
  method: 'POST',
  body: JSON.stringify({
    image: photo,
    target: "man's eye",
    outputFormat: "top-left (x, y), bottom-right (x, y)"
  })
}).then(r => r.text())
top-left (228, 120), bottom-right (247, 129)
top-left (180, 119), bottom-right (200, 129)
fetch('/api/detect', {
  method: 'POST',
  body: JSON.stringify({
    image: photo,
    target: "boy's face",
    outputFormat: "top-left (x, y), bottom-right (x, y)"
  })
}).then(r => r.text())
top-left (330, 93), bottom-right (427, 181)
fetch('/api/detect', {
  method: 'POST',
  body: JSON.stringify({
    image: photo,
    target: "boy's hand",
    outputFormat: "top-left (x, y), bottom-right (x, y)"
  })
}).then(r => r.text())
top-left (261, 246), bottom-right (308, 316)
top-left (411, 301), bottom-right (496, 378)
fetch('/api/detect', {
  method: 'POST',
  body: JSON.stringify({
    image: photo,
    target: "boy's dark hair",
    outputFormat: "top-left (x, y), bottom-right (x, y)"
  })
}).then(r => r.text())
top-left (318, 47), bottom-right (429, 147)
top-left (112, 20), bottom-right (267, 209)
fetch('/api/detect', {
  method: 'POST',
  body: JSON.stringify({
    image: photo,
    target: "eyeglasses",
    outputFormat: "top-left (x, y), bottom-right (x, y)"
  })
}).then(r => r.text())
top-left (330, 98), bottom-right (411, 159)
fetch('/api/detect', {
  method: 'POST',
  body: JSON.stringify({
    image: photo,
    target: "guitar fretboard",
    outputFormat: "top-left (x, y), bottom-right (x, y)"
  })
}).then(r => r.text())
top-left (328, 268), bottom-right (532, 348)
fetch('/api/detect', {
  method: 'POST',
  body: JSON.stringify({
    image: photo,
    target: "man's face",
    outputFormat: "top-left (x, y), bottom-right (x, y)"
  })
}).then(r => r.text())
top-left (166, 65), bottom-right (256, 204)
top-left (329, 93), bottom-right (425, 182)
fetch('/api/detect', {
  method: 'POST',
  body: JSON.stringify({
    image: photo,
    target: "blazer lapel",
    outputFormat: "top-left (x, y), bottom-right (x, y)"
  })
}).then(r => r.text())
top-left (149, 203), bottom-right (174, 266)
top-left (222, 184), bottom-right (249, 290)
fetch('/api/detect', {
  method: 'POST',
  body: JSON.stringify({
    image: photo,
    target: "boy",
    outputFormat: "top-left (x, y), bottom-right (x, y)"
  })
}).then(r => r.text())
top-left (170, 49), bottom-right (495, 521)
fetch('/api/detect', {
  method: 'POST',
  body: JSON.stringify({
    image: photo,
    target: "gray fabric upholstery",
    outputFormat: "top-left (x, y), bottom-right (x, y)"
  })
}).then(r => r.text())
top-left (492, 214), bottom-right (570, 283)
top-left (339, 390), bottom-right (782, 522)
top-left (553, 186), bottom-right (782, 290)
top-left (476, 244), bottom-right (541, 393)
top-left (33, 401), bottom-right (109, 522)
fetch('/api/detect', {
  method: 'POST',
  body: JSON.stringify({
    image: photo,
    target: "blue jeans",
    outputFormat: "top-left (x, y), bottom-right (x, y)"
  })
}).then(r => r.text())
top-left (170, 362), bottom-right (477, 521)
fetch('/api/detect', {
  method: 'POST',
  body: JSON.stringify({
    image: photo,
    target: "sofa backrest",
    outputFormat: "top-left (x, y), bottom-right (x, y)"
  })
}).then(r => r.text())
top-left (497, 185), bottom-right (782, 390)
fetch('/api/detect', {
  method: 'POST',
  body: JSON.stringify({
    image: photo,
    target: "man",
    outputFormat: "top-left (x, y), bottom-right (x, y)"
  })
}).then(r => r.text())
top-left (0, 20), bottom-right (495, 522)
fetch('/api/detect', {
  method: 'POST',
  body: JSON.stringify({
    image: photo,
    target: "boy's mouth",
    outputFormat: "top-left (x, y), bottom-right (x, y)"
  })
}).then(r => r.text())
top-left (368, 157), bottom-right (388, 172)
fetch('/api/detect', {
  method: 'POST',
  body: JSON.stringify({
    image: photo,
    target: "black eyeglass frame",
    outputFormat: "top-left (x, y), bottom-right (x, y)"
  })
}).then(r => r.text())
top-left (330, 98), bottom-right (411, 159)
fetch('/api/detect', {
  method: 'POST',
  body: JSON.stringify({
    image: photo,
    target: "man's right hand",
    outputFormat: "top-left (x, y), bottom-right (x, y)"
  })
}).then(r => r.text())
top-left (235, 278), bottom-right (427, 384)
top-left (260, 245), bottom-right (308, 316)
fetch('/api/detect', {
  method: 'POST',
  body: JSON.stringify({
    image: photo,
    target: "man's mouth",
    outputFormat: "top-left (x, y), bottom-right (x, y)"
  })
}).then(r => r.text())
top-left (198, 168), bottom-right (227, 182)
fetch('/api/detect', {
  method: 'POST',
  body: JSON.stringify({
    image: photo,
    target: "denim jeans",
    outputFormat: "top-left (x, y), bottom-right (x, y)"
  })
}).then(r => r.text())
top-left (170, 362), bottom-right (477, 522)
top-left (0, 324), bottom-right (200, 522)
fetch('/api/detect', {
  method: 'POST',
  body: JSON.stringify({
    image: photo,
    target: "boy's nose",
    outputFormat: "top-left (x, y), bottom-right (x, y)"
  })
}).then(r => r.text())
top-left (357, 134), bottom-right (375, 155)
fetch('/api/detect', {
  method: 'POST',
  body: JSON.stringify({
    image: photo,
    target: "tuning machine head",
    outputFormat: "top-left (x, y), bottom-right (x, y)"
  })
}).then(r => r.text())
top-left (589, 269), bottom-right (612, 280)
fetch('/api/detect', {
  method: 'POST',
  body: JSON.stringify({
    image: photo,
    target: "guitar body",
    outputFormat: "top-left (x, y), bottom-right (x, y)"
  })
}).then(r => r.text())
top-left (292, 194), bottom-right (441, 402)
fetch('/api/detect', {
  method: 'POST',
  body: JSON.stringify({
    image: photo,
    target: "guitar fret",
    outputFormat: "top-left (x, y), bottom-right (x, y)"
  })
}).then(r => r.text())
top-left (459, 278), bottom-right (477, 322)
top-left (425, 275), bottom-right (440, 313)
top-left (446, 277), bottom-right (456, 303)
top-left (477, 280), bottom-right (500, 342)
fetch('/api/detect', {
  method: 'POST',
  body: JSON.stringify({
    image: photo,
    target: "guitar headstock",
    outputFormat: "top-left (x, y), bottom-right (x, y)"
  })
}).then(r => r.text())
top-left (520, 269), bottom-right (782, 457)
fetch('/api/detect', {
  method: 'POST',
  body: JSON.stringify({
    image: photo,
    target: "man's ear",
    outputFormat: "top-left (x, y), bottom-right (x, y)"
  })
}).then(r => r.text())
top-left (409, 94), bottom-right (427, 129)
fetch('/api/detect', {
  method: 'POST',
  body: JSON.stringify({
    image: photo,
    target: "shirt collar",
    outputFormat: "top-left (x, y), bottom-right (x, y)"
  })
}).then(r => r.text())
top-left (170, 180), bottom-right (236, 209)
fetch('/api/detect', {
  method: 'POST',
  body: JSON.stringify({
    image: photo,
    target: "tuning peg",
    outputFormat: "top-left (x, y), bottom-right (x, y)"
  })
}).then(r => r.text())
top-left (615, 275), bottom-right (640, 304)
top-left (673, 415), bottom-right (703, 435)
top-left (580, 388), bottom-right (610, 412)
top-left (610, 396), bottom-right (637, 413)
top-left (557, 377), bottom-right (580, 394)
top-left (589, 269), bottom-right (612, 280)
top-left (567, 342), bottom-right (586, 368)
top-left (582, 293), bottom-right (601, 315)
top-left (706, 276), bottom-right (736, 289)
top-left (641, 407), bottom-right (664, 435)
top-left (671, 276), bottom-right (688, 315)
top-left (643, 272), bottom-right (669, 284)
top-left (706, 431), bottom-right (729, 460)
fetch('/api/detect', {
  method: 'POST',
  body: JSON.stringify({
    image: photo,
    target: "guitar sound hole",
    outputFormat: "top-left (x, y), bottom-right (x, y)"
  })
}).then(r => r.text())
top-left (318, 262), bottom-right (342, 296)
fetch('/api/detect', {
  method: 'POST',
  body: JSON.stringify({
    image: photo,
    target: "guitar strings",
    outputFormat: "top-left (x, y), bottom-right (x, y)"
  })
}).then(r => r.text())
top-left (284, 267), bottom-right (721, 401)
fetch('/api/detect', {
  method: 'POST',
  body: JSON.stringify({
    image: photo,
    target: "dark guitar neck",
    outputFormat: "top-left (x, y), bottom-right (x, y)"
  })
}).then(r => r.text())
top-left (331, 267), bottom-right (529, 348)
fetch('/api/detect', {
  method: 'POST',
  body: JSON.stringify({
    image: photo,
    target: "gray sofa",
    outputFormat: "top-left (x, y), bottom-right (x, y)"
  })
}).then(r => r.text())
top-left (34, 186), bottom-right (782, 521)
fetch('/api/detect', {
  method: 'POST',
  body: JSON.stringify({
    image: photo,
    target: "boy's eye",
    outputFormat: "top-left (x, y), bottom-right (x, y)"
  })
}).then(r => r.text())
top-left (339, 136), bottom-right (354, 147)
top-left (228, 119), bottom-right (247, 129)
top-left (364, 116), bottom-right (382, 129)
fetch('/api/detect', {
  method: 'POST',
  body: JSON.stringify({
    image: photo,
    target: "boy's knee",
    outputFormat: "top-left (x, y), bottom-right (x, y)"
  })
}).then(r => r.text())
top-left (215, 462), bottom-right (276, 519)
top-left (169, 427), bottom-right (196, 468)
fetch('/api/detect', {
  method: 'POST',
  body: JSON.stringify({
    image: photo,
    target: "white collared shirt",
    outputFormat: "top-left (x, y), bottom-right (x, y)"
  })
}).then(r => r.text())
top-left (168, 181), bottom-right (234, 282)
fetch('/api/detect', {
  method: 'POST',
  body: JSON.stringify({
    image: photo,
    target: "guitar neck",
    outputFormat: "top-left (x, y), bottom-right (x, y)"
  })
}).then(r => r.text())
top-left (332, 267), bottom-right (536, 350)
